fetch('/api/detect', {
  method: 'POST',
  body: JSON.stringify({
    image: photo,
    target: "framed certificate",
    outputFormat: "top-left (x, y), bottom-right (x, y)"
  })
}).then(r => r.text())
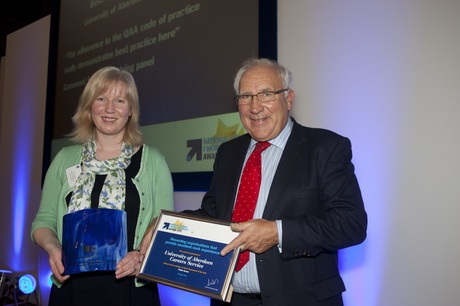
top-left (137, 210), bottom-right (240, 302)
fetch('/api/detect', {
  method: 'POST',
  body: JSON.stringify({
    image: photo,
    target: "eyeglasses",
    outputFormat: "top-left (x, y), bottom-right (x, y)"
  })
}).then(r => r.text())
top-left (234, 88), bottom-right (289, 106)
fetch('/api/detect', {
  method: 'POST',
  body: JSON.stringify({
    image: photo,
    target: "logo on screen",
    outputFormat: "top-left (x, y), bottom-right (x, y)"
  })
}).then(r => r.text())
top-left (186, 119), bottom-right (245, 161)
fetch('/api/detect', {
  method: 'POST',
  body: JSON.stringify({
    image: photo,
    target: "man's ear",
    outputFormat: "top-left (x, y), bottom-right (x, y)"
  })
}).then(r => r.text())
top-left (286, 89), bottom-right (295, 110)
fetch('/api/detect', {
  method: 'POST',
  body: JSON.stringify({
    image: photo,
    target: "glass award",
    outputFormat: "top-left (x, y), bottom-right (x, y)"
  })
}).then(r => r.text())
top-left (62, 208), bottom-right (127, 274)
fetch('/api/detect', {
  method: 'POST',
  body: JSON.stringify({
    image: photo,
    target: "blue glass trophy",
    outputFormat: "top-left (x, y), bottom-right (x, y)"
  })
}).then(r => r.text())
top-left (62, 208), bottom-right (127, 275)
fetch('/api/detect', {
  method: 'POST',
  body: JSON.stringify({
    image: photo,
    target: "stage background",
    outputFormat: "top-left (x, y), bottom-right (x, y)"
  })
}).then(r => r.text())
top-left (48, 0), bottom-right (278, 192)
top-left (2, 1), bottom-right (460, 305)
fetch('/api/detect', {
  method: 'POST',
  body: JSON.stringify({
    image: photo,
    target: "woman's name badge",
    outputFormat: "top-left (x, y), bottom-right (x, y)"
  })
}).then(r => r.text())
top-left (66, 164), bottom-right (81, 188)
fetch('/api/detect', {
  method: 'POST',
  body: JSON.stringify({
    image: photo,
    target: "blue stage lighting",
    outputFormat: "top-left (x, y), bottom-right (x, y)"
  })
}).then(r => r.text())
top-left (18, 274), bottom-right (36, 294)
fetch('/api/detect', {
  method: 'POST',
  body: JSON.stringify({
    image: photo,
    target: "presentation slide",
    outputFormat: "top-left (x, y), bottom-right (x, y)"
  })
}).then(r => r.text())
top-left (50, 0), bottom-right (276, 190)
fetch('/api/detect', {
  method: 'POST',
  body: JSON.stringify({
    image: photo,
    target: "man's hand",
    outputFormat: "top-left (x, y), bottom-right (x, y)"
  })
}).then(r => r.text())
top-left (220, 219), bottom-right (278, 256)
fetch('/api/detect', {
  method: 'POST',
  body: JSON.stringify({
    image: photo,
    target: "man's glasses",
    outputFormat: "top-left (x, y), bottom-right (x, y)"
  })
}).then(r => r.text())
top-left (234, 88), bottom-right (289, 106)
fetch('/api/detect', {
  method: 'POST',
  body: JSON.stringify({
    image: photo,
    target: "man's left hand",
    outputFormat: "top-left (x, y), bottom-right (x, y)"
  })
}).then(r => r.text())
top-left (220, 219), bottom-right (278, 256)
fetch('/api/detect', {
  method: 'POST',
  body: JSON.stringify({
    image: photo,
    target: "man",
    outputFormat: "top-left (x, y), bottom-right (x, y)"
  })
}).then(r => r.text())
top-left (188, 58), bottom-right (367, 305)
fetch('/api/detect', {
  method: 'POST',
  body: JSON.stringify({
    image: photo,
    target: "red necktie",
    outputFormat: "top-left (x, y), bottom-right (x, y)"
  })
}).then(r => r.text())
top-left (232, 141), bottom-right (271, 271)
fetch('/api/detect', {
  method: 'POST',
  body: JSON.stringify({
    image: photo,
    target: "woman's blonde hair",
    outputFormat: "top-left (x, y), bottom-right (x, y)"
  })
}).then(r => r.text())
top-left (68, 66), bottom-right (143, 146)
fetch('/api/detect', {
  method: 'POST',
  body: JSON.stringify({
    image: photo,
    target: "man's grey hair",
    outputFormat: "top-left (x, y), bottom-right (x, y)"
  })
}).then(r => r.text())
top-left (233, 58), bottom-right (293, 94)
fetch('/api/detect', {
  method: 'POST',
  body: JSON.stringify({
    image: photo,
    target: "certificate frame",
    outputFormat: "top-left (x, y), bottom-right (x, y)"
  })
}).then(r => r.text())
top-left (137, 210), bottom-right (240, 302)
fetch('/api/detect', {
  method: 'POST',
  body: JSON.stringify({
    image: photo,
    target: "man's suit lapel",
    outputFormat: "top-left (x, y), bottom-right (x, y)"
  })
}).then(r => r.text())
top-left (263, 122), bottom-right (308, 219)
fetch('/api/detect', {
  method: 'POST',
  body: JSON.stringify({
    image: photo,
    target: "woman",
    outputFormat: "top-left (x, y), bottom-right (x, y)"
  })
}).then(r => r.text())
top-left (31, 66), bottom-right (174, 305)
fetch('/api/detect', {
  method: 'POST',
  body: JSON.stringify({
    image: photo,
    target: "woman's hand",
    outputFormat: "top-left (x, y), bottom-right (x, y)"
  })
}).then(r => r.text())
top-left (48, 245), bottom-right (70, 283)
top-left (115, 249), bottom-right (144, 279)
top-left (115, 217), bottom-right (158, 279)
top-left (32, 227), bottom-right (70, 283)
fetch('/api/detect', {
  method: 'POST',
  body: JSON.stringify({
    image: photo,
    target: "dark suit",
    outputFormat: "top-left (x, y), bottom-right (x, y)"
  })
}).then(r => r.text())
top-left (189, 118), bottom-right (367, 306)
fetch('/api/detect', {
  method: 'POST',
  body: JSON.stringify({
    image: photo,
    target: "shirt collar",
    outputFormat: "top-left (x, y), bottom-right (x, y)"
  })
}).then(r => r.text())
top-left (249, 117), bottom-right (293, 150)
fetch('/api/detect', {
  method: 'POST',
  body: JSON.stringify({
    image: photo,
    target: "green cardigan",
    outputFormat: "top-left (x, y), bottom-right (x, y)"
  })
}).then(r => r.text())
top-left (31, 144), bottom-right (174, 286)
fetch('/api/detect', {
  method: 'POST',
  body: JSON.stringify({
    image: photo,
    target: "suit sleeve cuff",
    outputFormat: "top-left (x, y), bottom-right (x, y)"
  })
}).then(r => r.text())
top-left (276, 219), bottom-right (283, 253)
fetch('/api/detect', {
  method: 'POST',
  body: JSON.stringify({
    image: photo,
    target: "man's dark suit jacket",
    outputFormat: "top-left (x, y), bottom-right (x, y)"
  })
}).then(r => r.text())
top-left (187, 118), bottom-right (367, 306)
